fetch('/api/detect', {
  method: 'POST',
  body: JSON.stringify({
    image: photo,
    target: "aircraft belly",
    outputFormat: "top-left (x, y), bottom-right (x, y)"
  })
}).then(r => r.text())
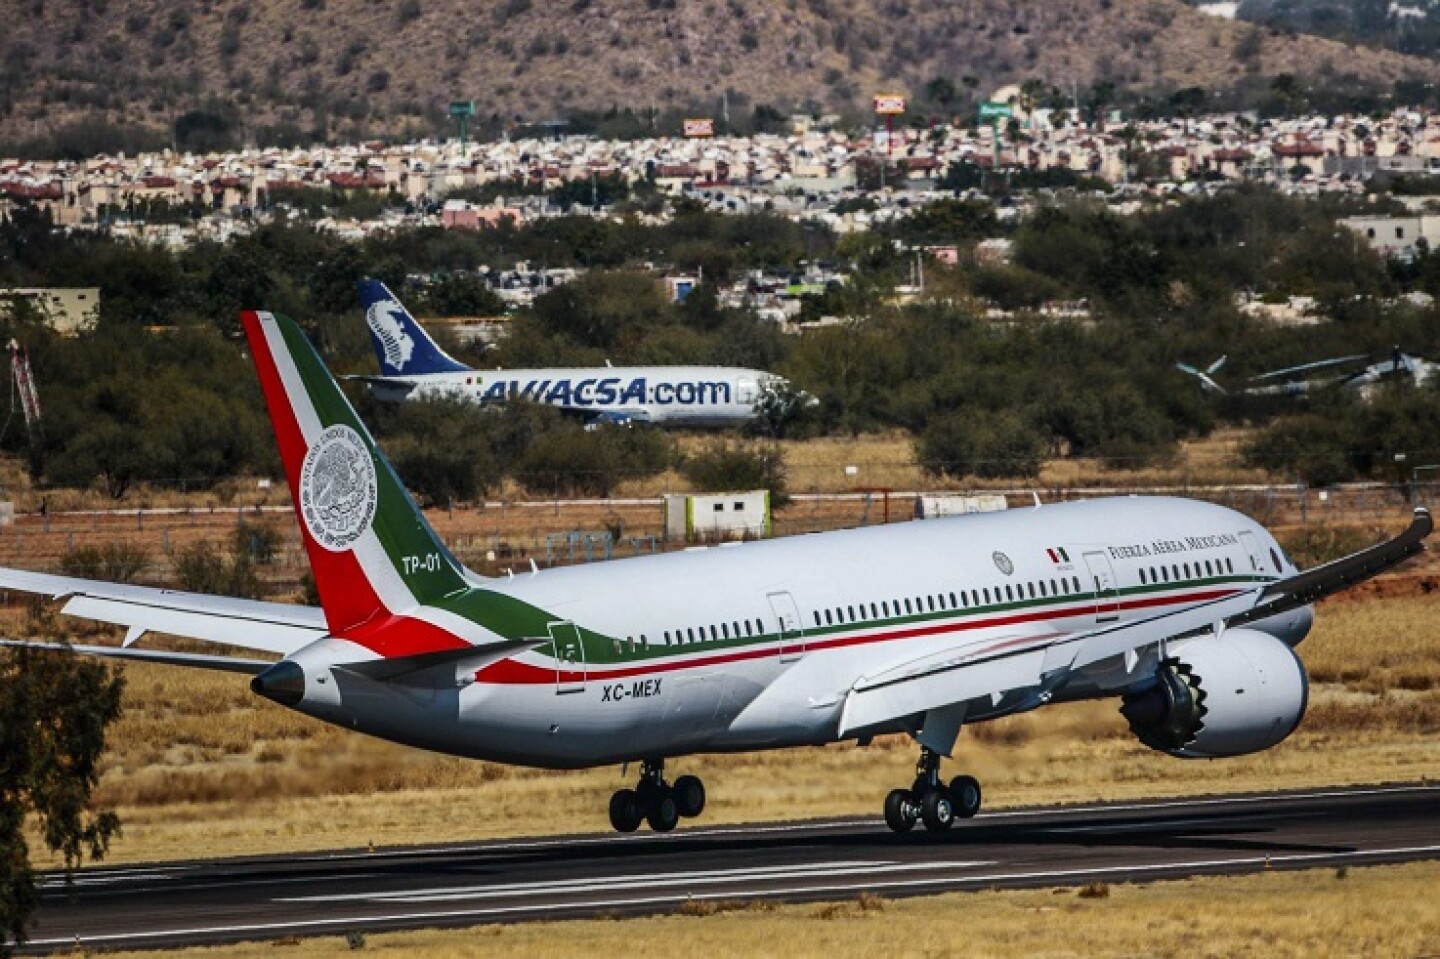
top-left (439, 659), bottom-right (779, 766)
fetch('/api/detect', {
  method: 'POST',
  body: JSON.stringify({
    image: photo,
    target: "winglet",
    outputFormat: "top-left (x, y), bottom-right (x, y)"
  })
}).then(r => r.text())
top-left (1228, 506), bottom-right (1432, 629)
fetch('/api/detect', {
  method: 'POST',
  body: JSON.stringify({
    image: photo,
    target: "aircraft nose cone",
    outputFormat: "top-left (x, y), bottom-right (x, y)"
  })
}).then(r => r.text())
top-left (251, 659), bottom-right (305, 707)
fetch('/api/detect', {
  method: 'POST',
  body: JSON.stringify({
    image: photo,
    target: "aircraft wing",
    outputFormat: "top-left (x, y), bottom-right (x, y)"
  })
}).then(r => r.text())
top-left (1226, 507), bottom-right (1431, 628)
top-left (837, 508), bottom-right (1431, 738)
top-left (0, 567), bottom-right (328, 656)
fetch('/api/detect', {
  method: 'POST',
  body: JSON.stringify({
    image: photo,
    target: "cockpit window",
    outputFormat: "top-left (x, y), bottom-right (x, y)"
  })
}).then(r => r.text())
top-left (1270, 547), bottom-right (1284, 573)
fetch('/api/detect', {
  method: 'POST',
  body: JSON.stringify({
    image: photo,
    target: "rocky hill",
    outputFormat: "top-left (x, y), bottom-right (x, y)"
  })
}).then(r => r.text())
top-left (5, 0), bottom-right (1440, 150)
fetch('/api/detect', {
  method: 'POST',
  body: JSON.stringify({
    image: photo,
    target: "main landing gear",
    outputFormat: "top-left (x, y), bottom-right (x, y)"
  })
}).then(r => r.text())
top-left (883, 746), bottom-right (982, 833)
top-left (609, 759), bottom-right (706, 833)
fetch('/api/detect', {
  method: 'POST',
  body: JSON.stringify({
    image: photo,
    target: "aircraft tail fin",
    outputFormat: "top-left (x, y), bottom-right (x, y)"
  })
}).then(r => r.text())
top-left (1176, 358), bottom-right (1228, 395)
top-left (242, 310), bottom-right (480, 655)
top-left (357, 279), bottom-right (472, 377)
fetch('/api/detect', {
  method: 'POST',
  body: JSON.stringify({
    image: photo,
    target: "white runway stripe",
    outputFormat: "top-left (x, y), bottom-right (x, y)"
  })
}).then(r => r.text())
top-left (282, 860), bottom-right (992, 905)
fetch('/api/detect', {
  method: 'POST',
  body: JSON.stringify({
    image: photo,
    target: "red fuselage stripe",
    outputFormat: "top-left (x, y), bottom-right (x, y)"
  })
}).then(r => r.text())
top-left (474, 586), bottom-right (1244, 686)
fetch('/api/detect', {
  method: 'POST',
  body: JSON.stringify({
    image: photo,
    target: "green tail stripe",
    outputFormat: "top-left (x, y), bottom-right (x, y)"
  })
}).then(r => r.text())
top-left (276, 316), bottom-right (469, 605)
top-left (276, 314), bottom-right (608, 653)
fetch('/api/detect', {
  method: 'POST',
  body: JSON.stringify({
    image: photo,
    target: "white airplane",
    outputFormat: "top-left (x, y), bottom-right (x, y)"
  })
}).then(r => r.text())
top-left (352, 279), bottom-right (796, 428)
top-left (1178, 347), bottom-right (1440, 398)
top-left (0, 311), bottom-right (1430, 835)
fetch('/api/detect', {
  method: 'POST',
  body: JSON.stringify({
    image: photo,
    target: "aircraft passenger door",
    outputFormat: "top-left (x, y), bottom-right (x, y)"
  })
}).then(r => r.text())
top-left (1082, 551), bottom-right (1119, 624)
top-left (550, 621), bottom-right (586, 694)
top-left (1237, 531), bottom-right (1267, 576)
top-left (738, 378), bottom-right (758, 404)
top-left (767, 591), bottom-right (805, 663)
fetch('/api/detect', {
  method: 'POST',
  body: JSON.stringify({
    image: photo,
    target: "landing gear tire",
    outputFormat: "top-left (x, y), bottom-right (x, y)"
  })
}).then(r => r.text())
top-left (673, 775), bottom-right (706, 818)
top-left (884, 788), bottom-right (918, 833)
top-left (920, 788), bottom-right (955, 832)
top-left (884, 745), bottom-right (982, 835)
top-left (948, 775), bottom-right (982, 819)
top-left (609, 788), bottom-right (643, 833)
top-left (646, 791), bottom-right (680, 832)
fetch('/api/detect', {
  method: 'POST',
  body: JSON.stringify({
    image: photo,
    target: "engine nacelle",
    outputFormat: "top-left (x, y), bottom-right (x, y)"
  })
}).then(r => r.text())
top-left (1120, 629), bottom-right (1309, 759)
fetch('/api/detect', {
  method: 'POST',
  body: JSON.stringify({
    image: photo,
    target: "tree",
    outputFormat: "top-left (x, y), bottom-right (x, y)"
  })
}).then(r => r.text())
top-left (380, 398), bottom-right (503, 505)
top-left (527, 271), bottom-right (671, 351)
top-left (679, 440), bottom-right (788, 505)
top-left (917, 409), bottom-right (1045, 480)
top-left (1, 649), bottom-right (124, 953)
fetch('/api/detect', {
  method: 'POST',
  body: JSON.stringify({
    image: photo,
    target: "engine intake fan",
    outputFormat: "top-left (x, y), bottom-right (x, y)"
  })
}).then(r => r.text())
top-left (1118, 629), bottom-right (1309, 759)
top-left (1120, 658), bottom-right (1206, 752)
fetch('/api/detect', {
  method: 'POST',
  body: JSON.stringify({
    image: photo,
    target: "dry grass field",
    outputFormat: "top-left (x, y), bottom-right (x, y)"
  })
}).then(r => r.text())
top-left (91, 861), bottom-right (1440, 959)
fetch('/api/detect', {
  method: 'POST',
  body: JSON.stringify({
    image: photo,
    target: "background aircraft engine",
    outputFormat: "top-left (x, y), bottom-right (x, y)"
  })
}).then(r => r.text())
top-left (1119, 630), bottom-right (1309, 759)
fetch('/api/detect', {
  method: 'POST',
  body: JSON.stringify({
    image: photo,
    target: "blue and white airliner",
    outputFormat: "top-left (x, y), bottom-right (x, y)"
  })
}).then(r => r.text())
top-left (352, 280), bottom-right (796, 428)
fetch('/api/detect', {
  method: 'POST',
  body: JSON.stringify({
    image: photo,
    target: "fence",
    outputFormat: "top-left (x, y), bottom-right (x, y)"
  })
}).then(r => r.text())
top-left (0, 482), bottom-right (1425, 595)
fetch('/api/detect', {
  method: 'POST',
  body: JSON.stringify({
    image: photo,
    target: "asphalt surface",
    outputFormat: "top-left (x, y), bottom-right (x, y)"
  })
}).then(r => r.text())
top-left (20, 783), bottom-right (1440, 953)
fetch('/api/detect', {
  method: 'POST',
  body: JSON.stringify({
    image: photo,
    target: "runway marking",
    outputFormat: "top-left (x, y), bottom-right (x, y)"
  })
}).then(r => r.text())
top-left (1039, 812), bottom-right (1323, 834)
top-left (983, 785), bottom-right (1440, 820)
top-left (270, 784), bottom-right (1440, 864)
top-left (283, 860), bottom-right (993, 904)
top-left (47, 864), bottom-right (187, 884)
top-left (41, 873), bottom-right (178, 888)
top-left (46, 873), bottom-right (387, 899)
top-left (31, 843), bottom-right (1440, 949)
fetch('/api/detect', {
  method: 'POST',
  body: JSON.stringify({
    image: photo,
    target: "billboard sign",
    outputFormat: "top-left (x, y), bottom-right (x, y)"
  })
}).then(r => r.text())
top-left (683, 118), bottom-right (715, 138)
top-left (978, 101), bottom-right (1013, 122)
top-left (873, 94), bottom-right (907, 115)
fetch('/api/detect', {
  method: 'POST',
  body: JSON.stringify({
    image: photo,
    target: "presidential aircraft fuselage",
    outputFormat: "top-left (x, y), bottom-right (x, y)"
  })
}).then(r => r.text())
top-left (283, 495), bottom-right (1309, 769)
top-left (4, 310), bottom-right (1423, 838)
top-left (368, 365), bottom-right (778, 428)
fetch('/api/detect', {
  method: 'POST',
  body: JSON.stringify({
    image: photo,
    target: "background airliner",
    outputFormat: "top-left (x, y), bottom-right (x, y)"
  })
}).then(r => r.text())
top-left (352, 279), bottom-right (796, 427)
top-left (0, 311), bottom-right (1429, 835)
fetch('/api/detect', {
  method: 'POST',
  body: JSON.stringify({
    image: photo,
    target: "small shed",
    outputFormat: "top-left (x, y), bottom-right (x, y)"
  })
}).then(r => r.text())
top-left (914, 493), bottom-right (1008, 519)
top-left (664, 490), bottom-right (771, 542)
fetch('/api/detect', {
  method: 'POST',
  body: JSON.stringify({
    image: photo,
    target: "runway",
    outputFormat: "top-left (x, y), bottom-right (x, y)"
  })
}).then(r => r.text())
top-left (21, 784), bottom-right (1440, 953)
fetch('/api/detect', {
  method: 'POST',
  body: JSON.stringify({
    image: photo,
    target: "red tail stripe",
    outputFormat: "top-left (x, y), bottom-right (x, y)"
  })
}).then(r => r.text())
top-left (241, 311), bottom-right (387, 635)
top-left (340, 612), bottom-right (471, 657)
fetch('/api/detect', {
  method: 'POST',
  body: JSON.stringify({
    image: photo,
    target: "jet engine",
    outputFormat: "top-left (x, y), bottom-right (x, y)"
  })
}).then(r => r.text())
top-left (1120, 629), bottom-right (1308, 759)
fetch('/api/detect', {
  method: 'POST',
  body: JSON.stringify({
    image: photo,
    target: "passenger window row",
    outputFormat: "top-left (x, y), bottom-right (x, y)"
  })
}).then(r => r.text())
top-left (649, 618), bottom-right (768, 651)
top-left (809, 575), bottom-right (1089, 630)
top-left (1138, 556), bottom-right (1235, 587)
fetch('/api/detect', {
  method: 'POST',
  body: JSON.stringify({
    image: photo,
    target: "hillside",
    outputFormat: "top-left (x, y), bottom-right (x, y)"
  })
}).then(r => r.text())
top-left (5, 0), bottom-right (1440, 150)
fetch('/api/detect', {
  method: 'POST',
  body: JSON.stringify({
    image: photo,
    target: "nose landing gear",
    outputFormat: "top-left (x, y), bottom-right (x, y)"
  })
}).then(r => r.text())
top-left (609, 759), bottom-right (707, 833)
top-left (883, 747), bottom-right (982, 833)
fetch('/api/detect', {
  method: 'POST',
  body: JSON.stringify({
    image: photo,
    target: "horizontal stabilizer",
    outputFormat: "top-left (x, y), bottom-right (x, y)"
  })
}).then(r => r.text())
top-left (0, 639), bottom-right (274, 673)
top-left (0, 567), bottom-right (326, 656)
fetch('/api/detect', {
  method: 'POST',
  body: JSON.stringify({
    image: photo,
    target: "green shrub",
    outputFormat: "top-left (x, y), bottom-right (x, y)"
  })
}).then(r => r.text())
top-left (679, 441), bottom-right (787, 505)
top-left (59, 543), bottom-right (149, 583)
top-left (172, 541), bottom-right (262, 599)
top-left (918, 410), bottom-right (1045, 480)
